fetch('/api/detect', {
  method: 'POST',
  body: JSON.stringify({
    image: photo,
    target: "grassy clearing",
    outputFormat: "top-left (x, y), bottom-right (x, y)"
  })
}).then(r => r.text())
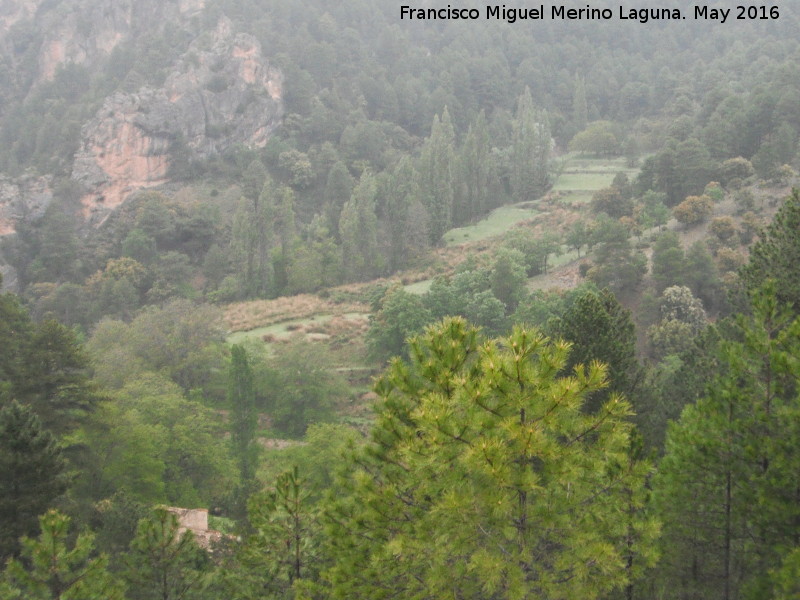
top-left (443, 205), bottom-right (538, 246)
top-left (552, 172), bottom-right (618, 192)
top-left (404, 278), bottom-right (434, 295)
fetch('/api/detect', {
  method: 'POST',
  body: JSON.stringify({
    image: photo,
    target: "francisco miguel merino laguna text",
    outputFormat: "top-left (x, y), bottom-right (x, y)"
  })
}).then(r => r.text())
top-left (400, 5), bottom-right (686, 24)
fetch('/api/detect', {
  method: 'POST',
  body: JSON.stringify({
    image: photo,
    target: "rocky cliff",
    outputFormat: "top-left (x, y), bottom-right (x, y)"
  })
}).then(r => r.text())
top-left (0, 0), bottom-right (284, 230)
top-left (72, 17), bottom-right (283, 225)
top-left (0, 173), bottom-right (51, 236)
top-left (0, 0), bottom-right (205, 82)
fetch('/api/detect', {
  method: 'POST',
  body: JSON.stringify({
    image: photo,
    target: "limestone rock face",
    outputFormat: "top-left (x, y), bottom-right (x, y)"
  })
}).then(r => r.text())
top-left (0, 173), bottom-right (52, 236)
top-left (72, 18), bottom-right (283, 225)
top-left (0, 173), bottom-right (52, 291)
top-left (0, 0), bottom-right (204, 81)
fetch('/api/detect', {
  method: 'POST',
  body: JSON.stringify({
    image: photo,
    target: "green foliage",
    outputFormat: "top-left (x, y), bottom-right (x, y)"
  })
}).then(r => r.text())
top-left (87, 300), bottom-right (226, 393)
top-left (257, 339), bottom-right (345, 438)
top-left (77, 375), bottom-right (236, 506)
top-left (1, 510), bottom-right (124, 600)
top-left (740, 188), bottom-right (800, 313)
top-left (0, 286), bottom-right (100, 434)
top-left (231, 184), bottom-right (275, 299)
top-left (0, 402), bottom-right (68, 560)
top-left (418, 108), bottom-right (456, 243)
top-left (653, 285), bottom-right (800, 599)
top-left (489, 247), bottom-right (527, 311)
top-left (586, 217), bottom-right (646, 297)
top-left (231, 466), bottom-right (320, 597)
top-left (367, 285), bottom-right (432, 361)
top-left (569, 120), bottom-right (621, 156)
top-left (339, 171), bottom-right (383, 280)
top-left (637, 190), bottom-right (671, 230)
top-left (651, 231), bottom-right (685, 294)
top-left (125, 508), bottom-right (213, 600)
top-left (510, 87), bottom-right (551, 202)
top-left (549, 287), bottom-right (640, 412)
top-left (228, 345), bottom-right (258, 485)
top-left (320, 318), bottom-right (658, 599)
top-left (258, 423), bottom-right (362, 500)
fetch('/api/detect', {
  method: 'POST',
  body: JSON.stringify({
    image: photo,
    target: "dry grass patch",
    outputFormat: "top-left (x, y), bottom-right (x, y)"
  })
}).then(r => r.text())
top-left (224, 293), bottom-right (369, 332)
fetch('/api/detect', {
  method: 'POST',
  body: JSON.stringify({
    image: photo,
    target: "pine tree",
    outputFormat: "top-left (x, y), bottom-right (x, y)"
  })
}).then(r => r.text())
top-left (124, 508), bottom-right (211, 600)
top-left (549, 288), bottom-right (640, 412)
top-left (230, 466), bottom-right (320, 598)
top-left (321, 318), bottom-right (657, 599)
top-left (1, 510), bottom-right (125, 600)
top-left (0, 401), bottom-right (69, 560)
top-left (654, 284), bottom-right (800, 599)
top-left (739, 188), bottom-right (800, 313)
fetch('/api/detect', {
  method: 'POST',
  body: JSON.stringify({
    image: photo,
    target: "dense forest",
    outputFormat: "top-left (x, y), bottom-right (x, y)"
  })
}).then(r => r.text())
top-left (2, 0), bottom-right (800, 598)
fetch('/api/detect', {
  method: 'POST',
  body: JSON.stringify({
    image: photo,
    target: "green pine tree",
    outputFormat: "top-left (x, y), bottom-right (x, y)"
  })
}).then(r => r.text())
top-left (319, 318), bottom-right (658, 599)
top-left (1, 510), bottom-right (125, 600)
top-left (0, 401), bottom-right (69, 560)
top-left (739, 188), bottom-right (800, 313)
top-left (124, 508), bottom-right (212, 600)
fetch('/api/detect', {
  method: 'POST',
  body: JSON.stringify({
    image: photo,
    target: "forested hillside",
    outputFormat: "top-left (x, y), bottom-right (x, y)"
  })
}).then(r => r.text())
top-left (2, 0), bottom-right (800, 598)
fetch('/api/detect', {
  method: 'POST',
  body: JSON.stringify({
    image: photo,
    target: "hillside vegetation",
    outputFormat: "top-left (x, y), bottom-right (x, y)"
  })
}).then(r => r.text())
top-left (2, 1), bottom-right (800, 599)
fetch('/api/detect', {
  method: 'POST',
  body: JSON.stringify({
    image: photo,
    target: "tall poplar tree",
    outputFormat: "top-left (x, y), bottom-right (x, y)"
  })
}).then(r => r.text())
top-left (572, 73), bottom-right (589, 130)
top-left (511, 87), bottom-right (551, 203)
top-left (418, 107), bottom-right (456, 243)
top-left (338, 171), bottom-right (381, 281)
top-left (228, 345), bottom-right (257, 486)
top-left (230, 179), bottom-right (276, 298)
top-left (455, 111), bottom-right (493, 224)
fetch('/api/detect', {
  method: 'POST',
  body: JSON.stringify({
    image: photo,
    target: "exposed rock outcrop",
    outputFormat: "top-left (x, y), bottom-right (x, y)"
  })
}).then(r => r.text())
top-left (0, 173), bottom-right (52, 290)
top-left (0, 173), bottom-right (52, 235)
top-left (0, 0), bottom-right (205, 82)
top-left (0, 0), bottom-right (39, 37)
top-left (72, 18), bottom-right (283, 225)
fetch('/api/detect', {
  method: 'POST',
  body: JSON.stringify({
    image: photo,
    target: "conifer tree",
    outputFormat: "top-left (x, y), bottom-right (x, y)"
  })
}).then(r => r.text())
top-left (230, 466), bottom-right (319, 598)
top-left (654, 284), bottom-right (800, 599)
top-left (0, 401), bottom-right (69, 560)
top-left (1, 510), bottom-right (124, 600)
top-left (739, 188), bottom-right (800, 313)
top-left (321, 318), bottom-right (657, 599)
top-left (124, 508), bottom-right (211, 600)
top-left (549, 288), bottom-right (640, 412)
